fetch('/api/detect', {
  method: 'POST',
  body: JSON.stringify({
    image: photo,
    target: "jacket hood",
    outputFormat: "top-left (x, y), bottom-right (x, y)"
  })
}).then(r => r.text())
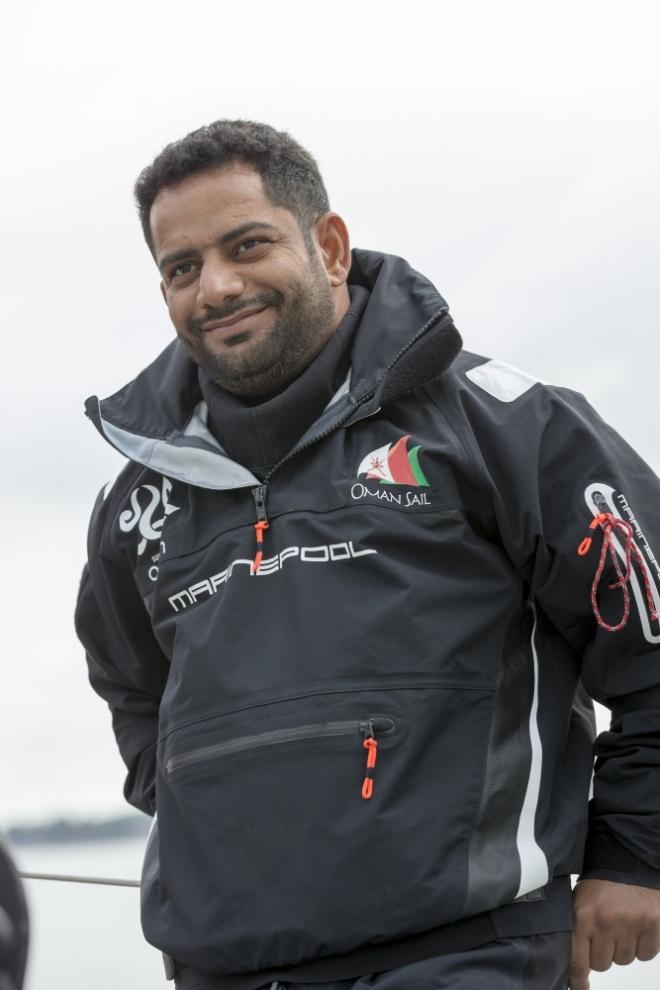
top-left (85, 249), bottom-right (462, 489)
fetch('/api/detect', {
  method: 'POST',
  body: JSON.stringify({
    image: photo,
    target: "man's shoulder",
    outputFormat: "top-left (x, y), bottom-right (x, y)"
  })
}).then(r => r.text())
top-left (86, 459), bottom-right (169, 557)
top-left (422, 351), bottom-right (595, 468)
top-left (432, 350), bottom-right (585, 418)
top-left (443, 351), bottom-right (557, 402)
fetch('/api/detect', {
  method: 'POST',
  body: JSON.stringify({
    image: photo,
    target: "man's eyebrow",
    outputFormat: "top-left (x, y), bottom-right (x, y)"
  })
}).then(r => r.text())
top-left (219, 221), bottom-right (279, 245)
top-left (158, 222), bottom-right (279, 274)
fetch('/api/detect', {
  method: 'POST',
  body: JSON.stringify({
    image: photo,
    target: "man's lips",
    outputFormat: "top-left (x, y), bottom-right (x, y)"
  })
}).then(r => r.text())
top-left (201, 306), bottom-right (268, 332)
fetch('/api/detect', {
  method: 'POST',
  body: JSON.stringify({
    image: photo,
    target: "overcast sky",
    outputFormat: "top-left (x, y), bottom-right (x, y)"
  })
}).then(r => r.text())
top-left (1, 0), bottom-right (658, 850)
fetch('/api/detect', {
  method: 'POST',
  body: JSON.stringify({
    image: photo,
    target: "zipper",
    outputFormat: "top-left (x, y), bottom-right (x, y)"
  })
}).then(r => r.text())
top-left (251, 484), bottom-right (270, 573)
top-left (249, 397), bottom-right (363, 569)
top-left (577, 489), bottom-right (614, 558)
top-left (591, 490), bottom-right (609, 514)
top-left (248, 306), bottom-right (451, 567)
top-left (165, 716), bottom-right (395, 799)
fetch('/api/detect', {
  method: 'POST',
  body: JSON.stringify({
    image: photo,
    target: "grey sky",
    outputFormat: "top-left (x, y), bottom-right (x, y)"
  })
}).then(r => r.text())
top-left (1, 0), bottom-right (658, 845)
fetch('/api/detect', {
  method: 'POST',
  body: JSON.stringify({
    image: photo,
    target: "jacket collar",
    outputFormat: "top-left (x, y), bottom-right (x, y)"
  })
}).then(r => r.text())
top-left (86, 249), bottom-right (462, 490)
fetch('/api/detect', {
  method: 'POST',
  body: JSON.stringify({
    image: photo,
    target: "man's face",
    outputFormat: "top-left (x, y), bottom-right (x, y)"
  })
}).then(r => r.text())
top-left (151, 164), bottom-right (339, 398)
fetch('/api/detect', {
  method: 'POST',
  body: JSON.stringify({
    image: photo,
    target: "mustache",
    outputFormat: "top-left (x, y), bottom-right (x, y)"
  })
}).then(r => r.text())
top-left (188, 291), bottom-right (283, 334)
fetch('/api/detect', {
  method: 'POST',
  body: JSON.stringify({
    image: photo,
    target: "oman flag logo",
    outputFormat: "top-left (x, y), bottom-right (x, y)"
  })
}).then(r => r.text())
top-left (357, 435), bottom-right (430, 487)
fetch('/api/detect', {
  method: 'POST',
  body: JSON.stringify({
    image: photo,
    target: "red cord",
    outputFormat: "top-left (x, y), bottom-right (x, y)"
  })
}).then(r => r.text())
top-left (577, 512), bottom-right (658, 632)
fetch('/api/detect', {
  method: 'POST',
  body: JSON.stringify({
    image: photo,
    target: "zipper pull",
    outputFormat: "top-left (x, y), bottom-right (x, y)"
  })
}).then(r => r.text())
top-left (251, 485), bottom-right (270, 574)
top-left (360, 720), bottom-right (379, 800)
top-left (577, 512), bottom-right (610, 557)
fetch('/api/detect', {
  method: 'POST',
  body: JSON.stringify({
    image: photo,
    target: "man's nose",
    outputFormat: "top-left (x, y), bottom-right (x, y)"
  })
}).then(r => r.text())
top-left (196, 255), bottom-right (245, 308)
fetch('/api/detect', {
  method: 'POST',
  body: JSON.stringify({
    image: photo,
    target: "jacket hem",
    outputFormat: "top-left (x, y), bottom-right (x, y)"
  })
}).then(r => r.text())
top-left (170, 876), bottom-right (573, 990)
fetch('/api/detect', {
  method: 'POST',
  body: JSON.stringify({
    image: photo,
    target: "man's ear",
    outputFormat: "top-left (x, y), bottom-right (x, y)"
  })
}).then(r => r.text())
top-left (314, 213), bottom-right (351, 287)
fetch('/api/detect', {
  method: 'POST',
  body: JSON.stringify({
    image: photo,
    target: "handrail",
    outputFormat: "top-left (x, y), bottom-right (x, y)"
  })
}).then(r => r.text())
top-left (19, 871), bottom-right (140, 888)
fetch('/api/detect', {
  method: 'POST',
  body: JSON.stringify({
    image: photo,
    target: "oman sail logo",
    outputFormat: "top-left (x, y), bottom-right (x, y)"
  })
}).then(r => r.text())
top-left (357, 435), bottom-right (429, 487)
top-left (352, 435), bottom-right (431, 508)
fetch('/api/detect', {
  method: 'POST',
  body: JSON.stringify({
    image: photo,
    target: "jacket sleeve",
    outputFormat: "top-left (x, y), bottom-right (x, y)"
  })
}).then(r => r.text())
top-left (74, 486), bottom-right (170, 816)
top-left (458, 377), bottom-right (660, 889)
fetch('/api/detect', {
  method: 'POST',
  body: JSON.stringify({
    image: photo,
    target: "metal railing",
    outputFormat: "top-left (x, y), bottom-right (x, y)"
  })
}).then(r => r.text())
top-left (19, 871), bottom-right (139, 888)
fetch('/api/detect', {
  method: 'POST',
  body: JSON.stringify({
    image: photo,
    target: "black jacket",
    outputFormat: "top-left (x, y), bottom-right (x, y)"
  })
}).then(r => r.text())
top-left (75, 250), bottom-right (660, 980)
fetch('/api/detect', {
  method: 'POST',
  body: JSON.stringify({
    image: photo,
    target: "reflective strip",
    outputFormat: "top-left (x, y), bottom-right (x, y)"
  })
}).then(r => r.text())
top-left (324, 369), bottom-right (352, 411)
top-left (102, 463), bottom-right (126, 500)
top-left (99, 409), bottom-right (260, 491)
top-left (464, 603), bottom-right (538, 913)
top-left (466, 360), bottom-right (550, 403)
top-left (182, 400), bottom-right (223, 450)
top-left (515, 605), bottom-right (549, 897)
top-left (147, 810), bottom-right (158, 841)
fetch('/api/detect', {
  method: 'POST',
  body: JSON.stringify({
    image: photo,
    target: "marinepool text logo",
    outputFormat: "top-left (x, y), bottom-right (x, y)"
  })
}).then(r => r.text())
top-left (168, 541), bottom-right (377, 613)
top-left (351, 434), bottom-right (432, 507)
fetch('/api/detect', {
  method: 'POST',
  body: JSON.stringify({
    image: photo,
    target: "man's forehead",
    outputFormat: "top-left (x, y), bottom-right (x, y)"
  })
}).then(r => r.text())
top-left (150, 164), bottom-right (288, 256)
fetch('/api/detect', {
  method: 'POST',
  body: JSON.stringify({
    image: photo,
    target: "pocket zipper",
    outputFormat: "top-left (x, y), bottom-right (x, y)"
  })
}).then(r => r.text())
top-left (164, 716), bottom-right (395, 800)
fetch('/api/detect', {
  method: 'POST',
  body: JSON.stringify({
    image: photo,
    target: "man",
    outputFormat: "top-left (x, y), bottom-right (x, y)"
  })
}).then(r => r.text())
top-left (75, 120), bottom-right (660, 990)
top-left (0, 836), bottom-right (29, 990)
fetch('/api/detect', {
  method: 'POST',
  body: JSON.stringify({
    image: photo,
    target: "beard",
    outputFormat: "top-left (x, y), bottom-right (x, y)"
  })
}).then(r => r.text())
top-left (178, 255), bottom-right (337, 398)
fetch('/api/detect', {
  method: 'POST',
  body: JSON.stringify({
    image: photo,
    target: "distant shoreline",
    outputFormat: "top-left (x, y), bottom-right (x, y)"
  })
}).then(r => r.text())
top-left (5, 814), bottom-right (151, 846)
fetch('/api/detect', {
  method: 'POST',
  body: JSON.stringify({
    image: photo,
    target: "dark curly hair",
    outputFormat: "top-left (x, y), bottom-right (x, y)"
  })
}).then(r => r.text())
top-left (134, 119), bottom-right (330, 255)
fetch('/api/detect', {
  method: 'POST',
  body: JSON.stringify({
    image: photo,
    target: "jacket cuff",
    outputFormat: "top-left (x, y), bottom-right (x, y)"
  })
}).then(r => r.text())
top-left (580, 828), bottom-right (660, 891)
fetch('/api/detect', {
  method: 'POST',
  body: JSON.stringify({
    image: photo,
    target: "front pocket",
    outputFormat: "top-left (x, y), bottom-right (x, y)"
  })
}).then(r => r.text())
top-left (164, 715), bottom-right (396, 800)
top-left (147, 685), bottom-right (494, 975)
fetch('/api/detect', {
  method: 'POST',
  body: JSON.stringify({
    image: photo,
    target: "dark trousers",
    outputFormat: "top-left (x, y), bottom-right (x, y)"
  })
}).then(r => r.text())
top-left (174, 932), bottom-right (571, 990)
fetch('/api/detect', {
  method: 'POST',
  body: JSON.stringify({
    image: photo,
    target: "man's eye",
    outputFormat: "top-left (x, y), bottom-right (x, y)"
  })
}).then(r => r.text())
top-left (237, 239), bottom-right (265, 254)
top-left (170, 262), bottom-right (196, 279)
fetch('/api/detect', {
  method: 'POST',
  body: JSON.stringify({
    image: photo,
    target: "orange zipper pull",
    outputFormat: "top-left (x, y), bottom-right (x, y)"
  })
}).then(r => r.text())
top-left (577, 513), bottom-right (609, 557)
top-left (251, 485), bottom-right (270, 574)
top-left (361, 733), bottom-right (379, 800)
top-left (253, 521), bottom-right (269, 573)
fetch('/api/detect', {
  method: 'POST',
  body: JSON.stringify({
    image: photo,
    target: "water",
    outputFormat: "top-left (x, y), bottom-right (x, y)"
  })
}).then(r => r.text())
top-left (10, 837), bottom-right (660, 989)
top-left (12, 836), bottom-right (163, 990)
